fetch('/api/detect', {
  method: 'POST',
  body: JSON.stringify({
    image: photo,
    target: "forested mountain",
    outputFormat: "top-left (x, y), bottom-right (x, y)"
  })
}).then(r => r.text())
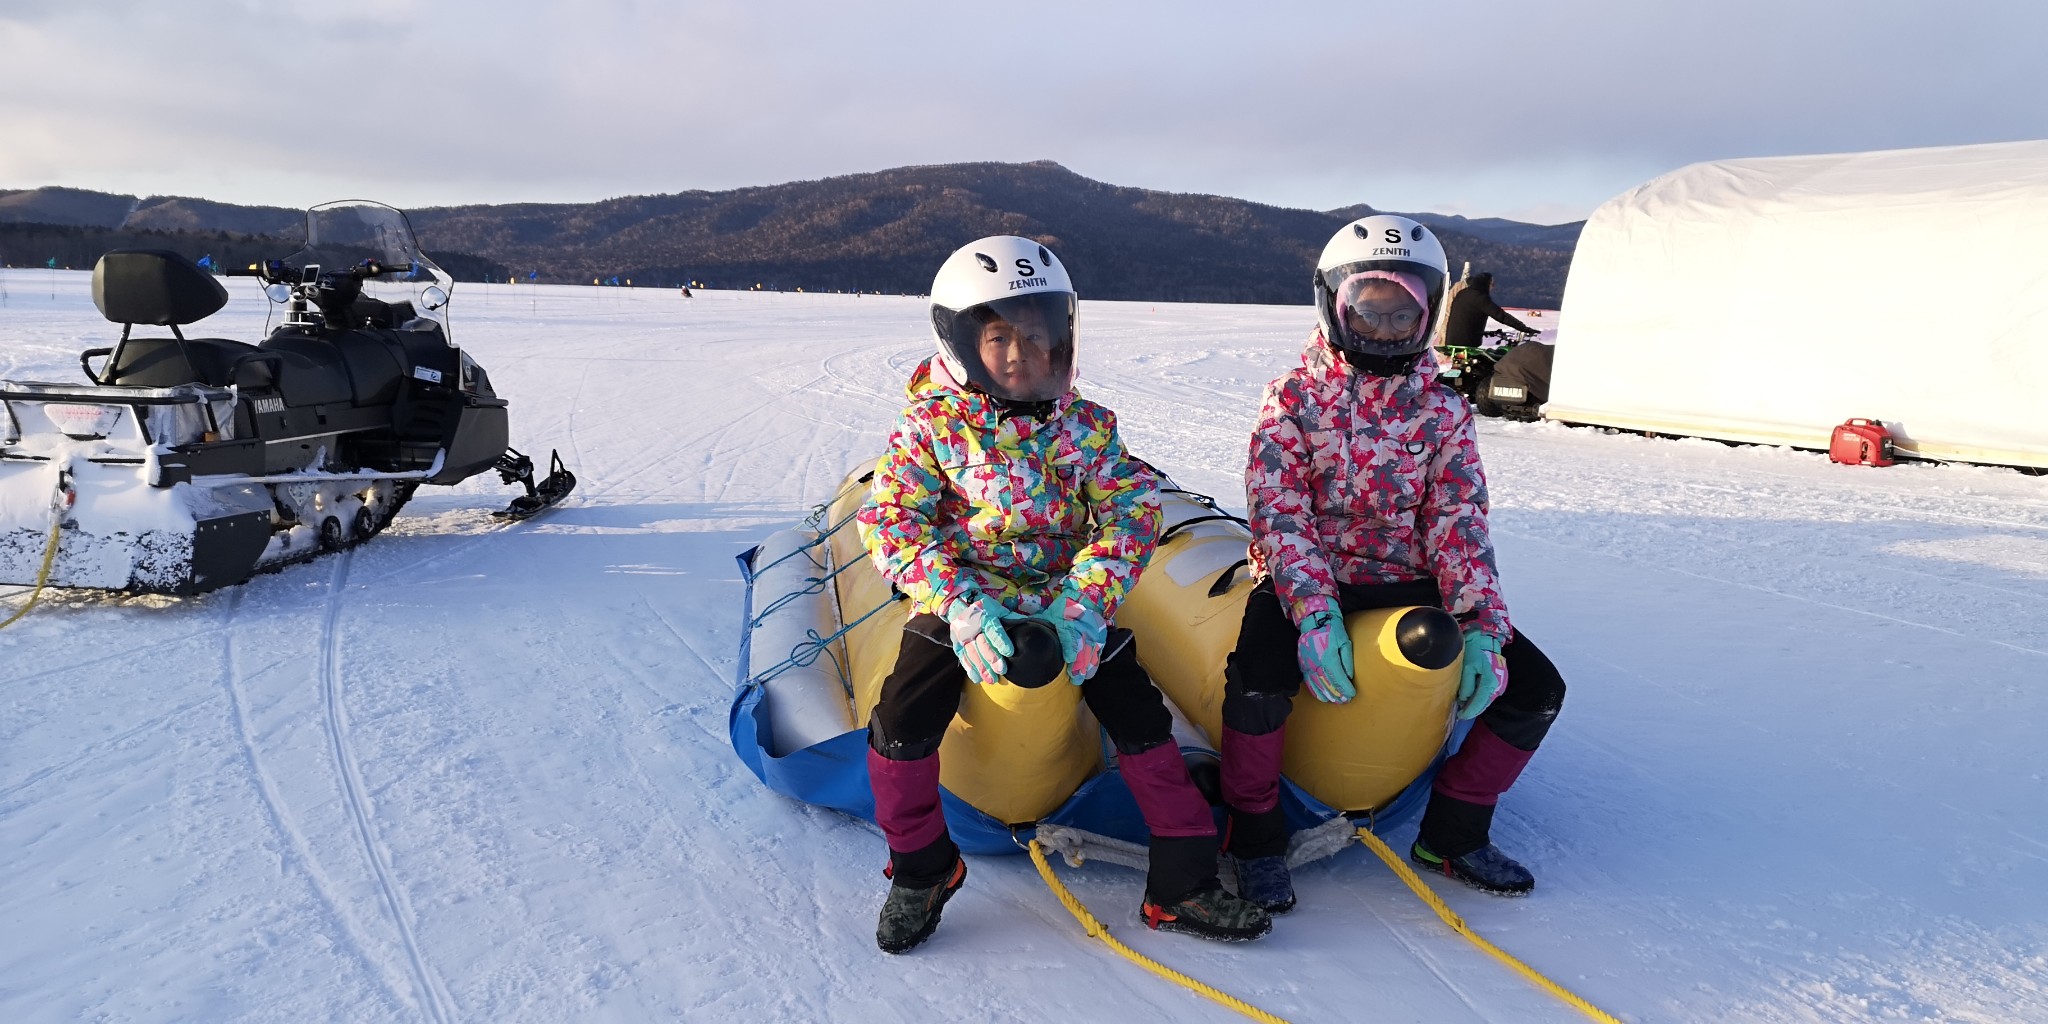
top-left (1, 164), bottom-right (1581, 307)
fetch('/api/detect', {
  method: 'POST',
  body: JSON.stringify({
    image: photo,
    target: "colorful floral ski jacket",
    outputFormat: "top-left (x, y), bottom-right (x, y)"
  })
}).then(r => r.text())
top-left (858, 357), bottom-right (1162, 620)
top-left (1245, 330), bottom-right (1512, 641)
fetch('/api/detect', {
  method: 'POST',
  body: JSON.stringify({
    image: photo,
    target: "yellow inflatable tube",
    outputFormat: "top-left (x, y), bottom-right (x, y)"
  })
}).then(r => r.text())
top-left (824, 467), bottom-right (1102, 827)
top-left (1117, 488), bottom-right (1463, 814)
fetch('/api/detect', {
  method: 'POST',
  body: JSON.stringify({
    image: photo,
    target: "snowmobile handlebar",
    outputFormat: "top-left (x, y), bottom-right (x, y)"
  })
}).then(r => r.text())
top-left (222, 259), bottom-right (409, 284)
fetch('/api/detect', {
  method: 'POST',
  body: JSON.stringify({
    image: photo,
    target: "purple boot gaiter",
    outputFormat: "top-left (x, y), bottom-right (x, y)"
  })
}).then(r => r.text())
top-left (867, 749), bottom-right (948, 853)
top-left (1220, 725), bottom-right (1287, 815)
top-left (1120, 743), bottom-right (1217, 838)
top-left (1433, 719), bottom-right (1535, 807)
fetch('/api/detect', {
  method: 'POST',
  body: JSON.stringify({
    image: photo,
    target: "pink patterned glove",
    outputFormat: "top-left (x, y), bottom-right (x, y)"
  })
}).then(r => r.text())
top-left (1296, 609), bottom-right (1356, 703)
top-left (1035, 591), bottom-right (1108, 683)
top-left (945, 593), bottom-right (1015, 686)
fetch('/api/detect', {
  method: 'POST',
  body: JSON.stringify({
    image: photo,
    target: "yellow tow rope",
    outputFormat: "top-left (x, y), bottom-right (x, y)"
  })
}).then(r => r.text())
top-left (0, 516), bottom-right (63, 631)
top-left (1026, 838), bottom-right (1293, 1024)
top-left (1353, 828), bottom-right (1623, 1024)
top-left (1027, 831), bottom-right (1624, 1024)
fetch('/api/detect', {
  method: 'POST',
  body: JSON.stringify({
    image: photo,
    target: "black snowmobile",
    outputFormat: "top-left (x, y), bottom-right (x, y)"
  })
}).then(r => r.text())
top-left (0, 201), bottom-right (572, 595)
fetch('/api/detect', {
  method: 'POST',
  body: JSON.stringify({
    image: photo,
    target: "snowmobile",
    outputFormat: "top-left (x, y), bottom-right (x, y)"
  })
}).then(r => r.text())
top-left (1437, 327), bottom-right (1544, 417)
top-left (0, 201), bottom-right (573, 596)
top-left (1477, 338), bottom-right (1554, 421)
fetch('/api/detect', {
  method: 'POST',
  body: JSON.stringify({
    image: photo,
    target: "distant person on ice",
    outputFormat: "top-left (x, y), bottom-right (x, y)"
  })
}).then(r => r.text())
top-left (1441, 271), bottom-right (1537, 348)
top-left (857, 236), bottom-right (1272, 953)
top-left (1218, 215), bottom-right (1568, 913)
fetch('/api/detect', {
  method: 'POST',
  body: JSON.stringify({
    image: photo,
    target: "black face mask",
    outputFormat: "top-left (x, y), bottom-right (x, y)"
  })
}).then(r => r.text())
top-left (992, 397), bottom-right (1058, 421)
top-left (1342, 350), bottom-right (1420, 377)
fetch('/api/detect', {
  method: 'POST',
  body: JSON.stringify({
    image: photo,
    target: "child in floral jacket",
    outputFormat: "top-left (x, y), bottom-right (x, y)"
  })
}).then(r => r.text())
top-left (1220, 216), bottom-right (1570, 913)
top-left (856, 236), bottom-right (1270, 953)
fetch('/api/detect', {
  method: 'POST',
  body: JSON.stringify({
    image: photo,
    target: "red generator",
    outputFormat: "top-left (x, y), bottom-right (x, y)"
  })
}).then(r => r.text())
top-left (1829, 418), bottom-right (1897, 467)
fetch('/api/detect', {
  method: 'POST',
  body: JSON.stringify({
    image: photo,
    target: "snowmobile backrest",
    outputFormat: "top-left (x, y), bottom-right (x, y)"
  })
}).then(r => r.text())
top-left (92, 249), bottom-right (229, 327)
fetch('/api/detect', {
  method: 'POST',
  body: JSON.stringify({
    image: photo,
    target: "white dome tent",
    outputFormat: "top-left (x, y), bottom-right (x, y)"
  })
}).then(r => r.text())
top-left (1545, 139), bottom-right (2048, 468)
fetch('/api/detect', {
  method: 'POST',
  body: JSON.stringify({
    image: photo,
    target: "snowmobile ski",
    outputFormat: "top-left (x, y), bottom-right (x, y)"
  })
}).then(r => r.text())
top-left (491, 448), bottom-right (576, 520)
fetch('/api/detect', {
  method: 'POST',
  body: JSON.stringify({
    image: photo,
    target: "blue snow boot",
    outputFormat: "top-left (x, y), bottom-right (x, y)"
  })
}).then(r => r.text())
top-left (1409, 839), bottom-right (1534, 896)
top-left (1231, 855), bottom-right (1296, 914)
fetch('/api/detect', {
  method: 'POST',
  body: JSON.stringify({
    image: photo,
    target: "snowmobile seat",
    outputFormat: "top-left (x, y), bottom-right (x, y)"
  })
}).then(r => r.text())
top-left (92, 250), bottom-right (228, 327)
top-left (1482, 341), bottom-right (1555, 421)
top-left (107, 337), bottom-right (261, 388)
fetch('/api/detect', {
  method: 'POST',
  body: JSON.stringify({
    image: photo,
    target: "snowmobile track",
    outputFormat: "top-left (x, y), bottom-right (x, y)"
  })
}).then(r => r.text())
top-left (1346, 876), bottom-right (1497, 1020)
top-left (216, 588), bottom-right (411, 1015)
top-left (318, 551), bottom-right (460, 1024)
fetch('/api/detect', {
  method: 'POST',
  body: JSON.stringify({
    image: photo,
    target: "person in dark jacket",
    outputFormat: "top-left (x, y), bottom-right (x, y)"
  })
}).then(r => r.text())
top-left (1440, 272), bottom-right (1535, 349)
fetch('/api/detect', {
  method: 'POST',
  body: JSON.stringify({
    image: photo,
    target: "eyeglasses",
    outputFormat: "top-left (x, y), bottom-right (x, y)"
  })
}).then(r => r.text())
top-left (1344, 305), bottom-right (1423, 333)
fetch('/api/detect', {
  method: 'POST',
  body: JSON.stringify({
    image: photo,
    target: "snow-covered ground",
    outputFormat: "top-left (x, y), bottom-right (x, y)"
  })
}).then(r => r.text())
top-left (3, 270), bottom-right (2045, 1023)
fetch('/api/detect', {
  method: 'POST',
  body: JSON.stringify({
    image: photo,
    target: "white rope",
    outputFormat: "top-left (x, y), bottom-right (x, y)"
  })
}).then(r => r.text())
top-left (1033, 812), bottom-right (1359, 876)
top-left (1031, 824), bottom-right (1154, 872)
top-left (1284, 815), bottom-right (1361, 868)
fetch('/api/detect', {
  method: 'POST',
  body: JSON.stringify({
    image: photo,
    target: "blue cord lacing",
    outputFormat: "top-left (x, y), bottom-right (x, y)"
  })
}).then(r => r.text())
top-left (749, 594), bottom-right (903, 690)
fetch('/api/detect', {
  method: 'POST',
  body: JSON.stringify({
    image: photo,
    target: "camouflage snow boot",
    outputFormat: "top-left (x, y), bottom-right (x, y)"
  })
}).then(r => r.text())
top-left (1139, 886), bottom-right (1273, 942)
top-left (876, 857), bottom-right (967, 954)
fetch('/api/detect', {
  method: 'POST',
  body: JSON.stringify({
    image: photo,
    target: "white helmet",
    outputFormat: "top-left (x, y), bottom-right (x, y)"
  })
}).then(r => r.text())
top-left (1313, 214), bottom-right (1448, 358)
top-left (929, 235), bottom-right (1077, 402)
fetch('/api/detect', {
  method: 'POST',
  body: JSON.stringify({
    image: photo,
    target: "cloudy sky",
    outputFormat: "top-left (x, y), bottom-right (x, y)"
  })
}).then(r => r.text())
top-left (2, 1), bottom-right (2043, 224)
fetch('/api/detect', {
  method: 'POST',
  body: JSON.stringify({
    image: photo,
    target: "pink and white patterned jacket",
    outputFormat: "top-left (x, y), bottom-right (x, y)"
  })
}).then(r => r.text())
top-left (1245, 329), bottom-right (1511, 641)
top-left (858, 357), bottom-right (1162, 620)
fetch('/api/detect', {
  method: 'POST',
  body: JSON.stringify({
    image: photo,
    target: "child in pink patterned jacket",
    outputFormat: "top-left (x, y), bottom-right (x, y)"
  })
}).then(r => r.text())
top-left (1219, 216), bottom-right (1569, 913)
top-left (856, 236), bottom-right (1270, 953)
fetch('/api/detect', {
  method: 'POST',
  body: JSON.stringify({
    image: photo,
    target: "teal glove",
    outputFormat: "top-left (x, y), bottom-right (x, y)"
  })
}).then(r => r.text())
top-left (1455, 631), bottom-right (1507, 720)
top-left (945, 593), bottom-right (1015, 686)
top-left (1034, 589), bottom-right (1108, 683)
top-left (1295, 609), bottom-right (1355, 703)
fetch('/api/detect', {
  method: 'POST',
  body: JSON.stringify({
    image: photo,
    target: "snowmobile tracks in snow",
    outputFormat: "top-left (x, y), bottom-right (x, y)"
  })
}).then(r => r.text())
top-left (318, 551), bottom-right (460, 1024)
top-left (215, 588), bottom-right (416, 1015)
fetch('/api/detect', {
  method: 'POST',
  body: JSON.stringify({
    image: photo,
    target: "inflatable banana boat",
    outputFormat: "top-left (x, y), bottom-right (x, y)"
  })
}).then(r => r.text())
top-left (731, 465), bottom-right (1164, 854)
top-left (729, 462), bottom-right (1469, 855)
top-left (1116, 479), bottom-right (1467, 830)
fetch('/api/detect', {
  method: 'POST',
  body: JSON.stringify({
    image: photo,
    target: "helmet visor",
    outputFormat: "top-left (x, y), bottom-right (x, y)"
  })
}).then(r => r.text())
top-left (1320, 262), bottom-right (1445, 357)
top-left (932, 292), bottom-right (1076, 402)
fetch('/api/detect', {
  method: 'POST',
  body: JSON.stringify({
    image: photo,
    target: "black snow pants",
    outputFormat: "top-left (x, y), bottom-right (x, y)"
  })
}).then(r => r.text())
top-left (1223, 578), bottom-right (1566, 859)
top-left (867, 613), bottom-right (1219, 902)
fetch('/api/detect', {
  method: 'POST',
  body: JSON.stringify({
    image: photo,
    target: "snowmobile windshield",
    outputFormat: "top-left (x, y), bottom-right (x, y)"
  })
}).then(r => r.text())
top-left (931, 292), bottom-right (1077, 402)
top-left (1318, 261), bottom-right (1445, 357)
top-left (281, 201), bottom-right (456, 336)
